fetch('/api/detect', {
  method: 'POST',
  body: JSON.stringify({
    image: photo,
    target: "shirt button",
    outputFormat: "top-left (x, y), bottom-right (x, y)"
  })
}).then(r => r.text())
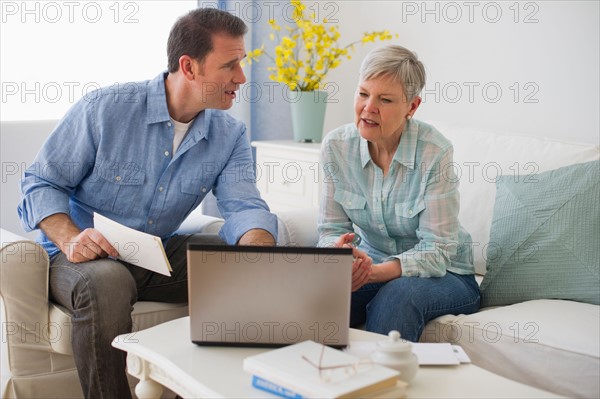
top-left (148, 220), bottom-right (153, 225)
top-left (201, 187), bottom-right (207, 193)
top-left (115, 176), bottom-right (122, 182)
top-left (164, 151), bottom-right (170, 156)
top-left (167, 122), bottom-right (172, 127)
top-left (158, 186), bottom-right (164, 192)
top-left (408, 209), bottom-right (413, 215)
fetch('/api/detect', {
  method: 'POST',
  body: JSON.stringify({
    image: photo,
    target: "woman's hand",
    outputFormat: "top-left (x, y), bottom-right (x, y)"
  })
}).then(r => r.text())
top-left (333, 233), bottom-right (373, 291)
top-left (333, 232), bottom-right (357, 248)
top-left (350, 246), bottom-right (372, 291)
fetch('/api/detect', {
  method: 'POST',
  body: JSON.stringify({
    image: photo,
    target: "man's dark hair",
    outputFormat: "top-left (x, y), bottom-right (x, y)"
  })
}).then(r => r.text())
top-left (167, 8), bottom-right (247, 73)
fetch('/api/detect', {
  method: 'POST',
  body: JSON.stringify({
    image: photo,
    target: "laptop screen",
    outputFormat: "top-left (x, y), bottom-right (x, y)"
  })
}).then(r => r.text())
top-left (187, 245), bottom-right (353, 348)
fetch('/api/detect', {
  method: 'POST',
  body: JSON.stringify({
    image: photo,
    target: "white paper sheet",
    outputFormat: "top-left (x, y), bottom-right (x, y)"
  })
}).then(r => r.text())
top-left (411, 343), bottom-right (460, 365)
top-left (93, 212), bottom-right (172, 276)
top-left (346, 341), bottom-right (470, 366)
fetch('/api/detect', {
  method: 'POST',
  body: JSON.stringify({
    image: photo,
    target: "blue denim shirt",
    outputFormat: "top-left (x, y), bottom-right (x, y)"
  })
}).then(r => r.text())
top-left (18, 72), bottom-right (277, 257)
top-left (318, 120), bottom-right (474, 277)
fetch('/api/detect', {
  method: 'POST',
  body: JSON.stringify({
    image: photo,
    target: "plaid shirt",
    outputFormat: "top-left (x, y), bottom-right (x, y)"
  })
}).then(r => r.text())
top-left (318, 119), bottom-right (474, 277)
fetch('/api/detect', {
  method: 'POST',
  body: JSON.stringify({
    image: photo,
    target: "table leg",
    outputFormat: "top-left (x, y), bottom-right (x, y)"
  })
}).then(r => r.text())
top-left (135, 378), bottom-right (164, 399)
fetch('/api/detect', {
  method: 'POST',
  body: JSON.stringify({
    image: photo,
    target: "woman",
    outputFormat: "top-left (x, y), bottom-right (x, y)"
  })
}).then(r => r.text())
top-left (318, 45), bottom-right (480, 342)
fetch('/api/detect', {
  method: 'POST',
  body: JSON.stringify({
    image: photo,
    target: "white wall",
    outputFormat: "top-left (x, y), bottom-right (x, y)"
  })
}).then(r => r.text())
top-left (0, 0), bottom-right (197, 121)
top-left (0, 0), bottom-right (197, 234)
top-left (3, 0), bottom-right (597, 145)
top-left (319, 0), bottom-right (599, 145)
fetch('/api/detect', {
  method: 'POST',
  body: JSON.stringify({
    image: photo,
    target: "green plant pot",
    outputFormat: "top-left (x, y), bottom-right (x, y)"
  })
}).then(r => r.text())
top-left (289, 90), bottom-right (328, 143)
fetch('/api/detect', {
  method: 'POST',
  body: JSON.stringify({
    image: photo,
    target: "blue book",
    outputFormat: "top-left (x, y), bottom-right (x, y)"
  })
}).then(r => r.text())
top-left (252, 375), bottom-right (304, 399)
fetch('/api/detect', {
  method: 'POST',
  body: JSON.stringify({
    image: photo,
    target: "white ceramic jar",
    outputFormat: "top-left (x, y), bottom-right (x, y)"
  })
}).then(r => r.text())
top-left (371, 330), bottom-right (419, 382)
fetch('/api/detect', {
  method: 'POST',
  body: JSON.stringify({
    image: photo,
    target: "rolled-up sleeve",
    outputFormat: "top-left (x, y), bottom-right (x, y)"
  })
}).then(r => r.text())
top-left (317, 139), bottom-right (354, 248)
top-left (18, 102), bottom-right (97, 232)
top-left (18, 183), bottom-right (71, 232)
top-left (391, 147), bottom-right (461, 277)
top-left (214, 127), bottom-right (278, 244)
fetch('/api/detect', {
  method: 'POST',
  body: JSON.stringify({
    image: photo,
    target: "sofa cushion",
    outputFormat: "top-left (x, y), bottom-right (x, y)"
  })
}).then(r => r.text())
top-left (421, 299), bottom-right (600, 398)
top-left (480, 160), bottom-right (599, 307)
top-left (49, 302), bottom-right (188, 355)
top-left (275, 207), bottom-right (319, 246)
top-left (175, 211), bottom-right (224, 235)
top-left (431, 121), bottom-right (600, 275)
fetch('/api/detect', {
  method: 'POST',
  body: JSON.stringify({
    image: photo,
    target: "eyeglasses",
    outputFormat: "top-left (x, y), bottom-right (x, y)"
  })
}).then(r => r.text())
top-left (302, 344), bottom-right (373, 383)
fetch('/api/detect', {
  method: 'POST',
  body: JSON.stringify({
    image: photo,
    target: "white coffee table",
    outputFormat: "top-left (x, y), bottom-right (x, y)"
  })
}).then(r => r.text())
top-left (113, 317), bottom-right (561, 398)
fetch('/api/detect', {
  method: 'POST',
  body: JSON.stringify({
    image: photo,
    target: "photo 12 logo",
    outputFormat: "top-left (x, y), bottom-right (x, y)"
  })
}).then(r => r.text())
top-left (200, 321), bottom-right (341, 344)
top-left (399, 1), bottom-right (540, 24)
top-left (1, 81), bottom-right (143, 105)
top-left (1, 1), bottom-right (140, 24)
top-left (421, 320), bottom-right (540, 344)
top-left (197, 0), bottom-right (340, 24)
top-left (421, 81), bottom-right (540, 104)
top-left (232, 82), bottom-right (340, 105)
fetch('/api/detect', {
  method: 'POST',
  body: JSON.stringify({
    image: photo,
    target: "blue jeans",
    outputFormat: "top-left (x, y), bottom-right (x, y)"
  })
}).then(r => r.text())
top-left (49, 234), bottom-right (225, 399)
top-left (350, 272), bottom-right (480, 342)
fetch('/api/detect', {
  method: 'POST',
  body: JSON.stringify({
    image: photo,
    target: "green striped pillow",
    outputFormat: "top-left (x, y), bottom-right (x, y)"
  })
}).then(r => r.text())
top-left (481, 160), bottom-right (599, 307)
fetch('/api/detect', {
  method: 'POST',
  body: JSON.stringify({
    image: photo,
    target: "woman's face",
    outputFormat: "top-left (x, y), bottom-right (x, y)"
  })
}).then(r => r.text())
top-left (354, 75), bottom-right (421, 145)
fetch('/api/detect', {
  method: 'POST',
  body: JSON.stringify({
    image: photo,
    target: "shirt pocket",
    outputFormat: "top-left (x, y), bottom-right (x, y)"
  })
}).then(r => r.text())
top-left (334, 189), bottom-right (367, 220)
top-left (394, 200), bottom-right (425, 235)
top-left (81, 161), bottom-right (146, 216)
top-left (179, 179), bottom-right (209, 217)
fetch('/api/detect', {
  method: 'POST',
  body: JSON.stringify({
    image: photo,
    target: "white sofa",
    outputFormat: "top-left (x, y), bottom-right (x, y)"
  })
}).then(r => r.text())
top-left (1, 120), bottom-right (599, 398)
top-left (186, 123), bottom-right (600, 398)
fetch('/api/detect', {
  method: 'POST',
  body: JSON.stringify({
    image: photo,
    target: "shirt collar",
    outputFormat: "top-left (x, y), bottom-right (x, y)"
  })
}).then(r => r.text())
top-left (146, 71), bottom-right (210, 142)
top-left (188, 110), bottom-right (210, 142)
top-left (394, 119), bottom-right (418, 170)
top-left (359, 136), bottom-right (371, 168)
top-left (146, 72), bottom-right (171, 124)
top-left (358, 119), bottom-right (418, 170)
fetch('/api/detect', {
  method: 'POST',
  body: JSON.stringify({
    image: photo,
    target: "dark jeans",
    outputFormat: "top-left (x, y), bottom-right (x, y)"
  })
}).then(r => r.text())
top-left (49, 234), bottom-right (225, 399)
top-left (350, 271), bottom-right (481, 342)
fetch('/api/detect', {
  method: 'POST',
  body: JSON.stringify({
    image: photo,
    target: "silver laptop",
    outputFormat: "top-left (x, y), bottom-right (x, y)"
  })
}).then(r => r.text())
top-left (187, 244), bottom-right (353, 348)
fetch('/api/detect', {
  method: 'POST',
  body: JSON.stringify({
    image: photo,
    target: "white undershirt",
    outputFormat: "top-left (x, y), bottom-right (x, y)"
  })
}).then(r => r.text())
top-left (170, 117), bottom-right (194, 153)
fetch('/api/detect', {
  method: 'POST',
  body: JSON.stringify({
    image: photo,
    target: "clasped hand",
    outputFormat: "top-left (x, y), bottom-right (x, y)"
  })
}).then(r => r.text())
top-left (334, 232), bottom-right (372, 292)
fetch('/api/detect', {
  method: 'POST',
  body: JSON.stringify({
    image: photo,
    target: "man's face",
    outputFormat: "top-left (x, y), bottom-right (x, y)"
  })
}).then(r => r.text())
top-left (192, 33), bottom-right (247, 110)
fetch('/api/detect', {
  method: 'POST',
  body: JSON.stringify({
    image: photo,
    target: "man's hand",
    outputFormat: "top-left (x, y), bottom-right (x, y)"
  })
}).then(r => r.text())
top-left (39, 213), bottom-right (118, 263)
top-left (62, 228), bottom-right (119, 263)
top-left (237, 228), bottom-right (276, 246)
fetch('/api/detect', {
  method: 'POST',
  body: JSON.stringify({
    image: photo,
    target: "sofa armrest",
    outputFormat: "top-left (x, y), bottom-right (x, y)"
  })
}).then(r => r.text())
top-left (175, 210), bottom-right (225, 235)
top-left (177, 207), bottom-right (320, 247)
top-left (276, 208), bottom-right (319, 247)
top-left (0, 228), bottom-right (55, 372)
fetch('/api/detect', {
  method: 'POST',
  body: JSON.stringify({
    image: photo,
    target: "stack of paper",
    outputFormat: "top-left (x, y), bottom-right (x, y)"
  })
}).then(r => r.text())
top-left (243, 340), bottom-right (406, 399)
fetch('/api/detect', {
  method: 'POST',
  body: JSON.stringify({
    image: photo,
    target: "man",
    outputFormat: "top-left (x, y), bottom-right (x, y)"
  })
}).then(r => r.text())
top-left (18, 8), bottom-right (276, 398)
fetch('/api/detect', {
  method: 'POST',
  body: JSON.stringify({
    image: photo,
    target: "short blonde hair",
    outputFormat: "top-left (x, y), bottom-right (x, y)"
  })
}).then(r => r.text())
top-left (359, 45), bottom-right (426, 101)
